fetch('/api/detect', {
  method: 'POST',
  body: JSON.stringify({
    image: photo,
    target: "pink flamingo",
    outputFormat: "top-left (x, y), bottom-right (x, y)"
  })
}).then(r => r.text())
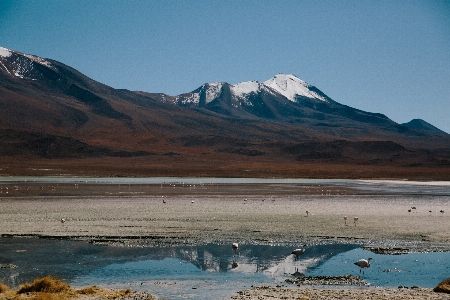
top-left (354, 258), bottom-right (372, 277)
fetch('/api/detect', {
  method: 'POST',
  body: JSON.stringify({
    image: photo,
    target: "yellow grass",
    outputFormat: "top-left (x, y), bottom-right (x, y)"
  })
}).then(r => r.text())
top-left (17, 276), bottom-right (71, 294)
top-left (433, 278), bottom-right (450, 294)
top-left (0, 276), bottom-right (153, 300)
top-left (0, 282), bottom-right (9, 293)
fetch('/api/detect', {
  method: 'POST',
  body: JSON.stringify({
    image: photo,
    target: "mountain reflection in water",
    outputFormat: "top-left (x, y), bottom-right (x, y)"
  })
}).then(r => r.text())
top-left (1, 238), bottom-right (449, 300)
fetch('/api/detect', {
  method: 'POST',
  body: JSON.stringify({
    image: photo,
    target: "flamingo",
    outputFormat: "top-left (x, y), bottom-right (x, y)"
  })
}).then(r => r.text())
top-left (291, 245), bottom-right (306, 260)
top-left (232, 243), bottom-right (239, 255)
top-left (354, 258), bottom-right (372, 277)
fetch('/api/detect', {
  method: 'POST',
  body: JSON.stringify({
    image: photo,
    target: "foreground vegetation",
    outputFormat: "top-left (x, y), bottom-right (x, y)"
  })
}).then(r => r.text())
top-left (1, 276), bottom-right (448, 300)
top-left (0, 276), bottom-right (156, 300)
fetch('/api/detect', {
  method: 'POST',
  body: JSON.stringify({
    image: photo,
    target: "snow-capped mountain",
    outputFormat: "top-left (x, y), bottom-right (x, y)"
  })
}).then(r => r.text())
top-left (172, 74), bottom-right (331, 107)
top-left (168, 73), bottom-right (394, 126)
top-left (1, 45), bottom-right (450, 172)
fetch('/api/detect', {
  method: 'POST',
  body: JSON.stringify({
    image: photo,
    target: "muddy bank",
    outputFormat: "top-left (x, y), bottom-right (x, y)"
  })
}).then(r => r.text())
top-left (230, 286), bottom-right (448, 300)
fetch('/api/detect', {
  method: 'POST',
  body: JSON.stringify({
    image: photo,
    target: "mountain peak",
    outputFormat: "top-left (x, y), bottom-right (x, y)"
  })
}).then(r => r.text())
top-left (0, 46), bottom-right (57, 79)
top-left (402, 119), bottom-right (447, 134)
top-left (263, 74), bottom-right (328, 102)
top-left (230, 80), bottom-right (265, 98)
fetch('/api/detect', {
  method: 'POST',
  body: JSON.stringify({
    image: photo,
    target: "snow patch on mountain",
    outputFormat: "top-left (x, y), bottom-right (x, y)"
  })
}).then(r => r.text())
top-left (230, 80), bottom-right (260, 97)
top-left (264, 74), bottom-right (327, 102)
top-left (179, 92), bottom-right (200, 105)
top-left (0, 47), bottom-right (12, 58)
top-left (23, 53), bottom-right (56, 70)
top-left (0, 46), bottom-right (57, 79)
top-left (176, 82), bottom-right (224, 105)
top-left (205, 82), bottom-right (223, 103)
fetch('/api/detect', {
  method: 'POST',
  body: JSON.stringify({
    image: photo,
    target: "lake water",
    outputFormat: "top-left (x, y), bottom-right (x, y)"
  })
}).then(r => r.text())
top-left (0, 238), bottom-right (449, 300)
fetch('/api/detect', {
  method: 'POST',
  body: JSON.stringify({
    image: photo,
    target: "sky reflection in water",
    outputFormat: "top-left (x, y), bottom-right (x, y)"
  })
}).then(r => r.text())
top-left (1, 239), bottom-right (449, 300)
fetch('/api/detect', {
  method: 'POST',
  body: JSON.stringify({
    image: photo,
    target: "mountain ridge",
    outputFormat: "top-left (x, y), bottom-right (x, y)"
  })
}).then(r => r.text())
top-left (1, 46), bottom-right (449, 179)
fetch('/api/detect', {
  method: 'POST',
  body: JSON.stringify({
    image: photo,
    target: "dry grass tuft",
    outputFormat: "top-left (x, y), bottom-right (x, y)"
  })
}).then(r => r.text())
top-left (116, 288), bottom-right (132, 297)
top-left (0, 276), bottom-right (155, 299)
top-left (77, 286), bottom-right (140, 299)
top-left (0, 282), bottom-right (10, 293)
top-left (77, 285), bottom-right (100, 295)
top-left (32, 292), bottom-right (71, 300)
top-left (17, 275), bottom-right (71, 294)
top-left (434, 278), bottom-right (450, 294)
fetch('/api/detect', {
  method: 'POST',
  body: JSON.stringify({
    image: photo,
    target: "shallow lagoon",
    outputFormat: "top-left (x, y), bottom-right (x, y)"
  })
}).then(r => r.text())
top-left (0, 238), bottom-right (449, 300)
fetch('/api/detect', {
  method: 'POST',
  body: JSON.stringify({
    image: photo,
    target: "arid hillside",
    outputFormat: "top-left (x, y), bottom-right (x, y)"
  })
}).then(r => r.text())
top-left (1, 47), bottom-right (449, 179)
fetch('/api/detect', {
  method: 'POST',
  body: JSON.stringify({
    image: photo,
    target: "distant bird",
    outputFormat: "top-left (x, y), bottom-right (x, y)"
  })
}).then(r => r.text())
top-left (191, 200), bottom-right (194, 203)
top-left (291, 245), bottom-right (306, 260)
top-left (354, 258), bottom-right (372, 276)
top-left (305, 211), bottom-right (309, 217)
top-left (353, 217), bottom-right (358, 226)
top-left (408, 209), bottom-right (411, 212)
top-left (344, 216), bottom-right (348, 226)
top-left (60, 218), bottom-right (65, 224)
top-left (411, 207), bottom-right (416, 210)
top-left (440, 210), bottom-right (445, 215)
top-left (232, 243), bottom-right (239, 255)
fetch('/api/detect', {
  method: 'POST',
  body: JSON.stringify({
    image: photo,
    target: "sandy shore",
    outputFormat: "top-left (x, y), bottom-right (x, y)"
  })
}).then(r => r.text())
top-left (0, 181), bottom-right (449, 299)
top-left (231, 286), bottom-right (449, 300)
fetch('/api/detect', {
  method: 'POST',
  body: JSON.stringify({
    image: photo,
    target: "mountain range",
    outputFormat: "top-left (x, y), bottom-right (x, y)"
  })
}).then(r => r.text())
top-left (1, 46), bottom-right (449, 179)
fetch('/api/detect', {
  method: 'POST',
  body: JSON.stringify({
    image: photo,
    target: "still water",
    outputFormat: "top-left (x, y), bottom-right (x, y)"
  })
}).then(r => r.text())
top-left (0, 238), bottom-right (449, 300)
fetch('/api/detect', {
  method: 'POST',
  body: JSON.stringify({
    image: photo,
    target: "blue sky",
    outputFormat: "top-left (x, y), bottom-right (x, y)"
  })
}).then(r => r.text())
top-left (1, 0), bottom-right (449, 133)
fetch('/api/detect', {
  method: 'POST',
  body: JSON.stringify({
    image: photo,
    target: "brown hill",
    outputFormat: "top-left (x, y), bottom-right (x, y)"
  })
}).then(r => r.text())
top-left (0, 47), bottom-right (449, 179)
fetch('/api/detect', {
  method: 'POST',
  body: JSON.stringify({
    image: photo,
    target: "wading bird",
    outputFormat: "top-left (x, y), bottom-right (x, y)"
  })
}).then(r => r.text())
top-left (232, 243), bottom-right (239, 255)
top-left (354, 258), bottom-right (372, 277)
top-left (291, 245), bottom-right (306, 260)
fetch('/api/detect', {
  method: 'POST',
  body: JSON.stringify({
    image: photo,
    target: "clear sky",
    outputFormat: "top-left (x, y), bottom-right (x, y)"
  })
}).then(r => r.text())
top-left (1, 0), bottom-right (449, 133)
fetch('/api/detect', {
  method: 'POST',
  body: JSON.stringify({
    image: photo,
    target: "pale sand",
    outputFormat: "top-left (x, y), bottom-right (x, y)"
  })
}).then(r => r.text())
top-left (231, 286), bottom-right (449, 300)
top-left (0, 183), bottom-right (449, 299)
